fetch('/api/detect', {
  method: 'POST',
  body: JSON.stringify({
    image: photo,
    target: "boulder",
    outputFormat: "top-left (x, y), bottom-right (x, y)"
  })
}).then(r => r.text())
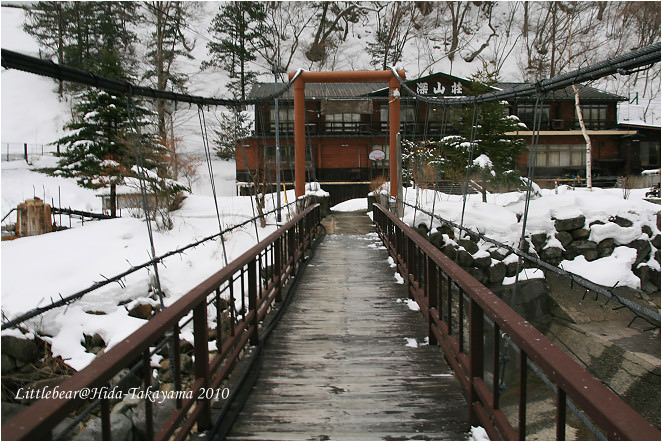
top-left (440, 244), bottom-right (457, 260)
top-left (487, 262), bottom-right (506, 284)
top-left (74, 412), bottom-right (133, 441)
top-left (456, 249), bottom-right (474, 267)
top-left (489, 248), bottom-right (509, 261)
top-left (128, 303), bottom-right (154, 320)
top-left (641, 224), bottom-right (654, 238)
top-left (541, 247), bottom-right (564, 265)
top-left (566, 240), bottom-right (598, 261)
top-left (609, 215), bottom-right (633, 227)
top-left (555, 231), bottom-right (573, 248)
top-left (597, 238), bottom-right (615, 258)
top-left (457, 239), bottom-right (478, 255)
top-left (651, 233), bottom-right (661, 250)
top-left (627, 239), bottom-right (652, 267)
top-left (1, 336), bottom-right (39, 363)
top-left (1, 355), bottom-right (16, 374)
top-left (554, 215), bottom-right (585, 232)
top-left (473, 255), bottom-right (492, 269)
top-left (570, 228), bottom-right (590, 240)
top-left (530, 233), bottom-right (548, 251)
top-left (436, 223), bottom-right (455, 239)
top-left (132, 398), bottom-right (176, 439)
top-left (429, 232), bottom-right (444, 248)
top-left (467, 267), bottom-right (487, 285)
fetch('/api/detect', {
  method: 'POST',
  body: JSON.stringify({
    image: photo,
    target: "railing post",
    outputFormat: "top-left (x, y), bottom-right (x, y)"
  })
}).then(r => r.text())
top-left (274, 237), bottom-right (283, 302)
top-left (248, 257), bottom-right (259, 346)
top-left (193, 301), bottom-right (211, 431)
top-left (427, 258), bottom-right (438, 345)
top-left (469, 298), bottom-right (484, 427)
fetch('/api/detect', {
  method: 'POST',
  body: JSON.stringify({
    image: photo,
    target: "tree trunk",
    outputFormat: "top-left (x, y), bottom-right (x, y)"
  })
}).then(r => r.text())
top-left (572, 84), bottom-right (592, 189)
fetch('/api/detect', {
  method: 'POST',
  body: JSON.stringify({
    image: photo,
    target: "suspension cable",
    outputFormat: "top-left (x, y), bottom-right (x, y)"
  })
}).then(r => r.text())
top-left (197, 104), bottom-right (229, 266)
top-left (127, 92), bottom-right (166, 310)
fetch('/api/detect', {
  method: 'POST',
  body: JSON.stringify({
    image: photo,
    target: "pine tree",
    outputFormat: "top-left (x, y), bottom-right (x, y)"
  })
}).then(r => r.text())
top-left (451, 80), bottom-right (527, 193)
top-left (213, 109), bottom-right (252, 160)
top-left (204, 2), bottom-right (272, 100)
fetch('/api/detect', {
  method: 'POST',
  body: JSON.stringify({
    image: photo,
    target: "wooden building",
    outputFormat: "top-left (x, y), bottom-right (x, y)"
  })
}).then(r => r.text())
top-left (237, 72), bottom-right (657, 203)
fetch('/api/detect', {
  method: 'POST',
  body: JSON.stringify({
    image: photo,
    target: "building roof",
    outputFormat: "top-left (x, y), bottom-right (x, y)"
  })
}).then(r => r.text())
top-left (495, 82), bottom-right (627, 102)
top-left (249, 75), bottom-right (627, 103)
top-left (250, 82), bottom-right (386, 100)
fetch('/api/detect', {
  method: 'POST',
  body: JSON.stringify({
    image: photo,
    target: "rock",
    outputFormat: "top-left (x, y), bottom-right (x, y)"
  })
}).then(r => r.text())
top-left (467, 267), bottom-right (487, 285)
top-left (440, 244), bottom-right (457, 260)
top-left (627, 239), bottom-right (652, 267)
top-left (489, 248), bottom-right (509, 261)
top-left (530, 233), bottom-right (548, 251)
top-left (82, 333), bottom-right (106, 354)
top-left (487, 262), bottom-right (506, 284)
top-left (429, 232), bottom-right (444, 248)
top-left (656, 249), bottom-right (661, 264)
top-left (609, 215), bottom-right (633, 227)
top-left (457, 239), bottom-right (478, 255)
top-left (473, 255), bottom-right (492, 269)
top-left (555, 231), bottom-right (573, 248)
top-left (505, 261), bottom-right (519, 277)
top-left (641, 224), bottom-right (654, 238)
top-left (541, 247), bottom-right (564, 265)
top-left (74, 412), bottom-right (133, 441)
top-left (456, 249), bottom-right (474, 267)
top-left (1, 355), bottom-right (16, 374)
top-left (597, 238), bottom-right (615, 258)
top-left (1, 336), bottom-right (39, 363)
top-left (436, 223), bottom-right (454, 239)
top-left (554, 215), bottom-right (585, 232)
top-left (128, 303), bottom-right (154, 320)
top-left (570, 228), bottom-right (590, 240)
top-left (111, 369), bottom-right (142, 394)
top-left (414, 225), bottom-right (428, 238)
top-left (1, 402), bottom-right (27, 424)
top-left (651, 233), bottom-right (661, 250)
top-left (132, 398), bottom-right (176, 439)
top-left (567, 240), bottom-right (598, 261)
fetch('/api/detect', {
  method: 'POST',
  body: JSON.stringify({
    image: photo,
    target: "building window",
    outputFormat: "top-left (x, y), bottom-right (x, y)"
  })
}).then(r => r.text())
top-left (427, 106), bottom-right (460, 134)
top-left (269, 107), bottom-right (294, 133)
top-left (380, 104), bottom-right (416, 132)
top-left (264, 144), bottom-right (311, 168)
top-left (517, 104), bottom-right (550, 130)
top-left (640, 141), bottom-right (660, 167)
top-left (577, 104), bottom-right (608, 130)
top-left (325, 113), bottom-right (361, 133)
top-left (535, 144), bottom-right (586, 168)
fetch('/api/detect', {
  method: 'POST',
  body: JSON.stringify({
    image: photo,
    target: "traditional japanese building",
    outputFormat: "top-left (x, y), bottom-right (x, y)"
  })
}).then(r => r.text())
top-left (237, 71), bottom-right (657, 204)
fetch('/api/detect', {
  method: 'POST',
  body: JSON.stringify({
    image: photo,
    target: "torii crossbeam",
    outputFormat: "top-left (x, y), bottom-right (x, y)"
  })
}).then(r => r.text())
top-left (287, 69), bottom-right (406, 199)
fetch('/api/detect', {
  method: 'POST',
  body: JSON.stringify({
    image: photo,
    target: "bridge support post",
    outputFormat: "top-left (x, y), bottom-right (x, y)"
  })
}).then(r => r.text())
top-left (426, 257), bottom-right (438, 346)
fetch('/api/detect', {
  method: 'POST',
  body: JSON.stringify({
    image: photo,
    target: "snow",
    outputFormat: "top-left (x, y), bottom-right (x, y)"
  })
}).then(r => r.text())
top-left (560, 247), bottom-right (640, 289)
top-left (472, 154), bottom-right (493, 170)
top-left (331, 198), bottom-right (367, 212)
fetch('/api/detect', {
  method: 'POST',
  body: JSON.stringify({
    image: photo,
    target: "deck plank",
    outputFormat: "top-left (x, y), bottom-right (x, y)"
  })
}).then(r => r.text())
top-left (227, 214), bottom-right (468, 440)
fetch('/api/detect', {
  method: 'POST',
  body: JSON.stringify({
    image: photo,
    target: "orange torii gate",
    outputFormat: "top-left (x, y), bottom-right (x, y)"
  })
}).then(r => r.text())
top-left (288, 69), bottom-right (406, 199)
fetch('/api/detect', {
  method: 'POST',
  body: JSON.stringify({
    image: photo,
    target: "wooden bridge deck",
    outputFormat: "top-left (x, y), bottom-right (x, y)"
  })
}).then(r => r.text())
top-left (226, 211), bottom-right (468, 440)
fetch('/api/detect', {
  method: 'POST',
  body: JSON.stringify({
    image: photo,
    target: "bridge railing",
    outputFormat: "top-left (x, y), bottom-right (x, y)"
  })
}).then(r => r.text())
top-left (2, 203), bottom-right (321, 440)
top-left (373, 203), bottom-right (659, 441)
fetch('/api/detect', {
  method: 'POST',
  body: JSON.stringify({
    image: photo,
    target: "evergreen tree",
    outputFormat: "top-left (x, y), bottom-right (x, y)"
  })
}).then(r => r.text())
top-left (204, 2), bottom-right (272, 100)
top-left (23, 2), bottom-right (139, 94)
top-left (213, 108), bottom-right (252, 160)
top-left (55, 90), bottom-right (139, 216)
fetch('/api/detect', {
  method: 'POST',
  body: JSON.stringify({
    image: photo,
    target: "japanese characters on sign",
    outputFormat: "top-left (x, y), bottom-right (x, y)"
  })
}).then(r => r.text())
top-left (416, 81), bottom-right (463, 96)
